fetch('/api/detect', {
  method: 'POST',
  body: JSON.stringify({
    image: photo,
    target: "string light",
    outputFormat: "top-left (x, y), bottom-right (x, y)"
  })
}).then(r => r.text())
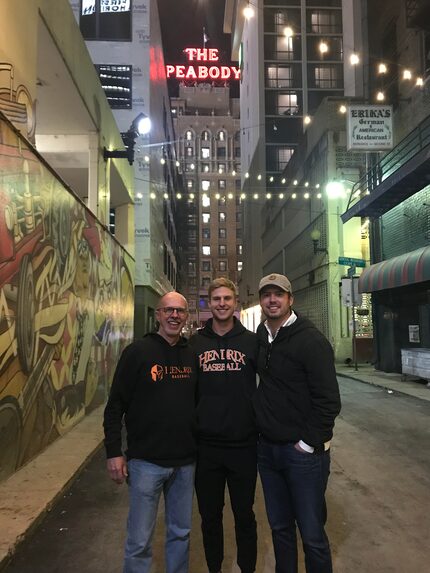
top-left (144, 155), bottom-right (150, 162)
top-left (292, 193), bottom-right (297, 199)
top-left (281, 178), bottom-right (286, 184)
top-left (378, 63), bottom-right (387, 74)
top-left (266, 193), bottom-right (272, 199)
top-left (376, 91), bottom-right (385, 101)
top-left (304, 115), bottom-right (311, 125)
top-left (150, 192), bottom-right (156, 199)
top-left (319, 42), bottom-right (329, 54)
top-left (163, 193), bottom-right (168, 199)
top-left (284, 26), bottom-right (294, 38)
top-left (304, 192), bottom-right (310, 199)
top-left (339, 104), bottom-right (347, 114)
top-left (350, 53), bottom-right (360, 65)
top-left (279, 193), bottom-right (284, 199)
top-left (416, 77), bottom-right (424, 87)
top-left (402, 69), bottom-right (412, 80)
top-left (228, 193), bottom-right (234, 199)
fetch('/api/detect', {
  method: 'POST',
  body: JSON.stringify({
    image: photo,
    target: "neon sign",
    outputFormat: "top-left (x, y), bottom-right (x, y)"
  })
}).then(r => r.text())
top-left (166, 48), bottom-right (240, 81)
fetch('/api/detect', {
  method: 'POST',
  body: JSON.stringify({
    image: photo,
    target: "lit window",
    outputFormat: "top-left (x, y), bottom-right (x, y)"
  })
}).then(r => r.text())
top-left (219, 180), bottom-right (226, 189)
top-left (186, 130), bottom-right (193, 140)
top-left (202, 181), bottom-right (211, 192)
top-left (314, 66), bottom-right (341, 89)
top-left (80, 0), bottom-right (131, 40)
top-left (218, 163), bottom-right (226, 173)
top-left (202, 195), bottom-right (211, 208)
top-left (237, 261), bottom-right (243, 271)
top-left (219, 228), bottom-right (227, 239)
top-left (218, 131), bottom-right (225, 141)
top-left (219, 212), bottom-right (226, 223)
top-left (237, 245), bottom-right (243, 255)
top-left (202, 246), bottom-right (211, 256)
top-left (202, 213), bottom-right (210, 223)
top-left (219, 261), bottom-right (227, 272)
top-left (201, 147), bottom-right (210, 159)
top-left (267, 65), bottom-right (292, 88)
top-left (187, 179), bottom-right (194, 189)
top-left (219, 245), bottom-right (227, 255)
top-left (276, 36), bottom-right (294, 60)
top-left (201, 130), bottom-right (210, 141)
top-left (95, 64), bottom-right (132, 109)
top-left (277, 147), bottom-right (294, 170)
top-left (277, 93), bottom-right (298, 115)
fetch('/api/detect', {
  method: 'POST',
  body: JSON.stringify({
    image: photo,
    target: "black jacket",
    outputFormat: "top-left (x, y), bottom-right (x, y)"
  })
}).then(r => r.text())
top-left (190, 317), bottom-right (258, 447)
top-left (103, 333), bottom-right (197, 467)
top-left (254, 313), bottom-right (341, 450)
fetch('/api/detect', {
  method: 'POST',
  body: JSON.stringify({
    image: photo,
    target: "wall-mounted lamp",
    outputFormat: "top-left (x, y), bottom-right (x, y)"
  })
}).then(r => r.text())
top-left (310, 229), bottom-right (327, 254)
top-left (103, 112), bottom-right (151, 165)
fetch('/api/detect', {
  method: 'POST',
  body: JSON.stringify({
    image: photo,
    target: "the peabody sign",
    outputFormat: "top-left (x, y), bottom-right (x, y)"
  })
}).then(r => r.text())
top-left (166, 48), bottom-right (240, 81)
top-left (347, 105), bottom-right (393, 151)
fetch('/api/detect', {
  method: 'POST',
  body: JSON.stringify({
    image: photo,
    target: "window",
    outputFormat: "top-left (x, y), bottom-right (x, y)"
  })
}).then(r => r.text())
top-left (202, 246), bottom-right (211, 256)
top-left (217, 147), bottom-right (226, 158)
top-left (236, 228), bottom-right (243, 239)
top-left (201, 147), bottom-right (210, 159)
top-left (219, 261), bottom-right (227, 272)
top-left (219, 228), bottom-right (227, 239)
top-left (201, 163), bottom-right (210, 173)
top-left (277, 147), bottom-right (294, 170)
top-left (202, 193), bottom-right (210, 206)
top-left (217, 130), bottom-right (226, 141)
top-left (237, 244), bottom-right (243, 255)
top-left (236, 212), bottom-right (242, 223)
top-left (202, 228), bottom-right (211, 240)
top-left (276, 36), bottom-right (294, 61)
top-left (186, 146), bottom-right (194, 157)
top-left (202, 260), bottom-right (211, 271)
top-left (277, 93), bottom-right (298, 115)
top-left (309, 10), bottom-right (342, 34)
top-left (218, 195), bottom-right (226, 206)
top-left (201, 130), bottom-right (210, 141)
top-left (219, 245), bottom-right (227, 256)
top-left (218, 163), bottom-right (226, 174)
top-left (218, 180), bottom-right (226, 189)
top-left (202, 276), bottom-right (211, 288)
top-left (267, 65), bottom-right (292, 88)
top-left (202, 213), bottom-right (210, 224)
top-left (187, 179), bottom-right (194, 189)
top-left (188, 260), bottom-right (196, 276)
top-left (314, 66), bottom-right (342, 88)
top-left (237, 261), bottom-right (243, 271)
top-left (95, 65), bottom-right (132, 109)
top-left (80, 0), bottom-right (131, 41)
top-left (186, 130), bottom-right (193, 140)
top-left (219, 212), bottom-right (226, 223)
top-left (202, 181), bottom-right (210, 193)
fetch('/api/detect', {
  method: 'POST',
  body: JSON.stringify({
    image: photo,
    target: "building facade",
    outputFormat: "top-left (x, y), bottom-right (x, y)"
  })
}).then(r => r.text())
top-left (171, 83), bottom-right (242, 328)
top-left (342, 0), bottom-right (430, 373)
top-left (224, 0), bottom-right (365, 349)
top-left (70, 0), bottom-right (183, 337)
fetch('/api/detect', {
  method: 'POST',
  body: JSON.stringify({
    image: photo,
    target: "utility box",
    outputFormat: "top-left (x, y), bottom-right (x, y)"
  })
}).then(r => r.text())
top-left (341, 277), bottom-right (362, 307)
top-left (401, 348), bottom-right (430, 382)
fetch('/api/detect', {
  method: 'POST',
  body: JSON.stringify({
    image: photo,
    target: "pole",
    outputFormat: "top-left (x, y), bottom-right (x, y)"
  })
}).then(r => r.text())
top-left (351, 273), bottom-right (358, 371)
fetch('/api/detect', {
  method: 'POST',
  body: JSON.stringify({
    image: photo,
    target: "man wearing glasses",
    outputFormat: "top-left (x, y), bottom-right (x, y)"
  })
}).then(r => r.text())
top-left (104, 291), bottom-right (197, 573)
top-left (254, 274), bottom-right (341, 573)
top-left (190, 278), bottom-right (258, 573)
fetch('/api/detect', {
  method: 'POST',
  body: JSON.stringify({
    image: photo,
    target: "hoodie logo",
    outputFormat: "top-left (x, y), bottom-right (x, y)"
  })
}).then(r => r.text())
top-left (151, 364), bottom-right (164, 381)
top-left (150, 364), bottom-right (193, 381)
top-left (198, 349), bottom-right (246, 372)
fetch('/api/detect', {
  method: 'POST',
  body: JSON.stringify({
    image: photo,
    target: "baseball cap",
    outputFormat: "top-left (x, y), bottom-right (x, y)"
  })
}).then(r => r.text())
top-left (259, 273), bottom-right (292, 294)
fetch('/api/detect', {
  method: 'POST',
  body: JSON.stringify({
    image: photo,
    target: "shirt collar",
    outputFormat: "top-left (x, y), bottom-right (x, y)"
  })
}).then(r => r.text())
top-left (264, 310), bottom-right (297, 343)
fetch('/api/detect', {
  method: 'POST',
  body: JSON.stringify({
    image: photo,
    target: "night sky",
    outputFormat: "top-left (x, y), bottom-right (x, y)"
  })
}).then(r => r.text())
top-left (157, 0), bottom-right (237, 97)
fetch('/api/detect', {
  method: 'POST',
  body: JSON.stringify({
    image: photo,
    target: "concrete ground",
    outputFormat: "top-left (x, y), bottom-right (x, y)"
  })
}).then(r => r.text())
top-left (1, 367), bottom-right (429, 572)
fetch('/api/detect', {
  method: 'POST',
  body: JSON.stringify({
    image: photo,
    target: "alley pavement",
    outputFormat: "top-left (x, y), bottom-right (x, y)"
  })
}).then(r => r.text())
top-left (0, 366), bottom-right (429, 571)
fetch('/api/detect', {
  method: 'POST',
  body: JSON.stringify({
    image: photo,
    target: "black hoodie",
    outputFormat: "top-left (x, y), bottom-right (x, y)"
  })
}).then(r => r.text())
top-left (190, 317), bottom-right (258, 447)
top-left (254, 313), bottom-right (341, 451)
top-left (103, 333), bottom-right (197, 467)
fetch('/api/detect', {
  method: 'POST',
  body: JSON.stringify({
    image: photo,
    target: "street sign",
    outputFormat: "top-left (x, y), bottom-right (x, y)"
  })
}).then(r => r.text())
top-left (347, 266), bottom-right (356, 278)
top-left (338, 256), bottom-right (366, 267)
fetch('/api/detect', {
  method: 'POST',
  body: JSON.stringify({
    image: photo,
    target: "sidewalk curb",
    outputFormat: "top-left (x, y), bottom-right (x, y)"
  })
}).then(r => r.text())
top-left (336, 370), bottom-right (429, 401)
top-left (0, 407), bottom-right (104, 571)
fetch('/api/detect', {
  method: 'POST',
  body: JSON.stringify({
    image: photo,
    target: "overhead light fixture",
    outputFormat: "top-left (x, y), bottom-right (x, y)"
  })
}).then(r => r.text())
top-left (103, 112), bottom-right (151, 165)
top-left (243, 3), bottom-right (254, 19)
top-left (350, 53), bottom-right (360, 65)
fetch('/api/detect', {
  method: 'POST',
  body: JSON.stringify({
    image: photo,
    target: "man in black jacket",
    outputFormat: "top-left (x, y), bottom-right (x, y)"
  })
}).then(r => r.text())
top-left (190, 278), bottom-right (258, 573)
top-left (103, 291), bottom-right (197, 573)
top-left (254, 273), bottom-right (341, 573)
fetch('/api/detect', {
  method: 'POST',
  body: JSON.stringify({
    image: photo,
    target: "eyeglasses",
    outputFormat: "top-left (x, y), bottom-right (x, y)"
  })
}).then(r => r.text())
top-left (157, 307), bottom-right (188, 317)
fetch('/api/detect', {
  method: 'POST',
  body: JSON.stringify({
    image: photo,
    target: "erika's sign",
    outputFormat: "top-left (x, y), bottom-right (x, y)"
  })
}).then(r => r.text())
top-left (166, 48), bottom-right (241, 81)
top-left (347, 105), bottom-right (393, 151)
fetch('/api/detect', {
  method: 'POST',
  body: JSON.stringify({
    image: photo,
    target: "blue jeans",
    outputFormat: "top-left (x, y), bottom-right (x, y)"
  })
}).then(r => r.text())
top-left (124, 459), bottom-right (195, 573)
top-left (258, 440), bottom-right (332, 573)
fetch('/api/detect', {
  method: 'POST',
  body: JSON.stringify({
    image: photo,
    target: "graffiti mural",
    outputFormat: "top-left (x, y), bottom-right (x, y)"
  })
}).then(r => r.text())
top-left (0, 63), bottom-right (36, 141)
top-left (0, 114), bottom-right (134, 481)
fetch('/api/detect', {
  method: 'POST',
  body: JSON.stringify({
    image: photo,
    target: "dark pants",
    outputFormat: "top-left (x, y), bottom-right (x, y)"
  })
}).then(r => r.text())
top-left (258, 439), bottom-right (332, 573)
top-left (195, 444), bottom-right (257, 573)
